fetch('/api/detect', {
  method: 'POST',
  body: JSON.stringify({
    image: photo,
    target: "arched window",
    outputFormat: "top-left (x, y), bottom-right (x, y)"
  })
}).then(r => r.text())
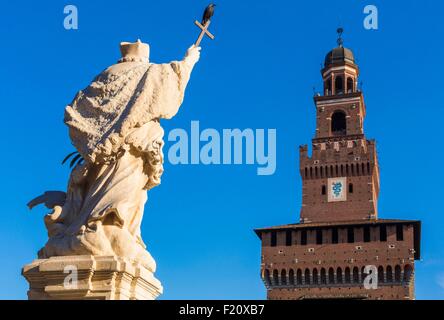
top-left (315, 167), bottom-right (318, 178)
top-left (297, 269), bottom-right (303, 285)
top-left (313, 269), bottom-right (319, 284)
top-left (305, 167), bottom-right (308, 178)
top-left (361, 266), bottom-right (367, 283)
top-left (273, 269), bottom-right (279, 286)
top-left (321, 185), bottom-right (326, 195)
top-left (346, 164), bottom-right (349, 175)
top-left (386, 266), bottom-right (393, 283)
top-left (347, 77), bottom-right (354, 93)
top-left (331, 111), bottom-right (347, 136)
top-left (310, 167), bottom-right (313, 179)
top-left (335, 76), bottom-right (344, 94)
top-left (367, 162), bottom-right (371, 174)
top-left (321, 268), bottom-right (327, 285)
top-left (352, 267), bottom-right (359, 283)
top-left (395, 265), bottom-right (401, 282)
top-left (404, 265), bottom-right (413, 282)
top-left (378, 266), bottom-right (384, 283)
top-left (320, 166), bottom-right (324, 178)
top-left (349, 183), bottom-right (354, 193)
top-left (361, 163), bottom-right (365, 175)
top-left (264, 269), bottom-right (271, 286)
top-left (337, 267), bottom-right (343, 284)
top-left (325, 79), bottom-right (332, 96)
top-left (304, 269), bottom-right (311, 285)
top-left (341, 164), bottom-right (344, 176)
top-left (345, 267), bottom-right (351, 283)
top-left (289, 269), bottom-right (295, 285)
top-left (281, 269), bottom-right (287, 285)
top-left (328, 268), bottom-right (335, 284)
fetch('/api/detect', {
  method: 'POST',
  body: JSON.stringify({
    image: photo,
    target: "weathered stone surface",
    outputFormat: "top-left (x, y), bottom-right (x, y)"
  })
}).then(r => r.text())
top-left (23, 40), bottom-right (201, 299)
top-left (22, 255), bottom-right (163, 300)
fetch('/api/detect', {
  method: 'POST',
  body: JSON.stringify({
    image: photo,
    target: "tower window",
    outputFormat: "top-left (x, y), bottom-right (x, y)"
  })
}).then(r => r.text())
top-left (347, 227), bottom-right (355, 243)
top-left (396, 225), bottom-right (404, 241)
top-left (332, 228), bottom-right (339, 244)
top-left (321, 185), bottom-right (326, 195)
top-left (271, 232), bottom-right (277, 247)
top-left (300, 230), bottom-right (307, 245)
top-left (364, 226), bottom-right (371, 242)
top-left (286, 230), bottom-right (292, 246)
top-left (331, 111), bottom-right (347, 136)
top-left (325, 79), bottom-right (332, 96)
top-left (335, 76), bottom-right (344, 95)
top-left (349, 183), bottom-right (354, 193)
top-left (380, 225), bottom-right (387, 242)
top-left (347, 77), bottom-right (354, 93)
top-left (316, 230), bottom-right (323, 245)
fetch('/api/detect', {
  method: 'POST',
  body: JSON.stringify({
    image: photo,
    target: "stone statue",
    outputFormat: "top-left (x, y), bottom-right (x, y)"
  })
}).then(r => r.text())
top-left (27, 40), bottom-right (201, 273)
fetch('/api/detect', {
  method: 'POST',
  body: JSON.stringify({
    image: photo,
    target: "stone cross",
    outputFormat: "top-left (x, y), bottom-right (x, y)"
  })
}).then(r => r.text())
top-left (194, 20), bottom-right (215, 46)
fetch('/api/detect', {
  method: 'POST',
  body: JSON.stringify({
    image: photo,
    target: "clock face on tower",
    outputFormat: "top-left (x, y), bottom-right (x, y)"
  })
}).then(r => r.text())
top-left (328, 177), bottom-right (347, 202)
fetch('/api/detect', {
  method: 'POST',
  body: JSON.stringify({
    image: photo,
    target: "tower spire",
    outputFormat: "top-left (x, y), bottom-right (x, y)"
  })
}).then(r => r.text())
top-left (337, 27), bottom-right (344, 47)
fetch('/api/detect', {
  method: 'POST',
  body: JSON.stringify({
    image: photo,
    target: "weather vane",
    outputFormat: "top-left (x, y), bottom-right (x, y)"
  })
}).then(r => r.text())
top-left (194, 4), bottom-right (216, 46)
top-left (337, 27), bottom-right (344, 47)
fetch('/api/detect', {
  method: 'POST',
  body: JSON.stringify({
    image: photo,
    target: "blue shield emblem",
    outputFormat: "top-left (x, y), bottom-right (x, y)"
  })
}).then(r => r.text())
top-left (332, 182), bottom-right (343, 198)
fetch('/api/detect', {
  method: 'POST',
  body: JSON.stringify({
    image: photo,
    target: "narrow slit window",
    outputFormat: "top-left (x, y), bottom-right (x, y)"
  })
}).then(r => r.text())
top-left (301, 230), bottom-right (307, 245)
top-left (380, 225), bottom-right (387, 242)
top-left (347, 227), bottom-right (355, 243)
top-left (271, 232), bottom-right (277, 247)
top-left (286, 230), bottom-right (292, 246)
top-left (364, 226), bottom-right (371, 243)
top-left (396, 225), bottom-right (404, 241)
top-left (332, 228), bottom-right (339, 244)
top-left (316, 230), bottom-right (323, 245)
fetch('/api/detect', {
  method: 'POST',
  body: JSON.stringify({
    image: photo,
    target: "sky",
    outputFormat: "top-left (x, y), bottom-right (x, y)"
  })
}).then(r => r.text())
top-left (0, 0), bottom-right (443, 299)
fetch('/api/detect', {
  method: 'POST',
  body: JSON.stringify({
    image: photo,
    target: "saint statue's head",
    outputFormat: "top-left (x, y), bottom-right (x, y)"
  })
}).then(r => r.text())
top-left (118, 39), bottom-right (150, 63)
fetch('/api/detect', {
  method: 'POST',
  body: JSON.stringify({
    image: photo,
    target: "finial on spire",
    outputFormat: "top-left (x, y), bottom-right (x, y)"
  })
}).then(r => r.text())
top-left (337, 27), bottom-right (344, 47)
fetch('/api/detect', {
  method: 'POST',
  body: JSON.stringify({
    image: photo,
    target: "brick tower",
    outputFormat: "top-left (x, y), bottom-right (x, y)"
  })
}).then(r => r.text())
top-left (255, 30), bottom-right (421, 300)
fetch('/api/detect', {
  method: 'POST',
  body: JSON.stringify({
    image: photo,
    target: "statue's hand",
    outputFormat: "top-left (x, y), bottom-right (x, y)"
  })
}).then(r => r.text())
top-left (185, 44), bottom-right (201, 66)
top-left (27, 191), bottom-right (67, 210)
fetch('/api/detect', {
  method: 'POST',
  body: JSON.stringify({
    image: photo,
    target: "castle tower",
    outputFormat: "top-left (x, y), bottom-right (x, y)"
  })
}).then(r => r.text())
top-left (300, 28), bottom-right (379, 223)
top-left (255, 30), bottom-right (421, 300)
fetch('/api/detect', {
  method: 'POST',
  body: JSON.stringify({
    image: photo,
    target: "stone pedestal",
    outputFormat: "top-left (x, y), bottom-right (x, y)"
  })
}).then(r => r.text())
top-left (22, 255), bottom-right (163, 300)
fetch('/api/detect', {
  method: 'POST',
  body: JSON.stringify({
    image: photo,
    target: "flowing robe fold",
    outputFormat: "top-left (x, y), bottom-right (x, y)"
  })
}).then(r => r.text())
top-left (40, 59), bottom-right (194, 270)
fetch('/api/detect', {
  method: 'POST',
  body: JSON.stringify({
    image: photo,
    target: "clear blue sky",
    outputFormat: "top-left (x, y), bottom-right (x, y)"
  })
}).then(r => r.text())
top-left (0, 0), bottom-right (443, 299)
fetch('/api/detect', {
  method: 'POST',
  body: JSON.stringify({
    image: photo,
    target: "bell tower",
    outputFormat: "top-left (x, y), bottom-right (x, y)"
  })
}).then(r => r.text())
top-left (255, 29), bottom-right (421, 300)
top-left (299, 29), bottom-right (380, 223)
